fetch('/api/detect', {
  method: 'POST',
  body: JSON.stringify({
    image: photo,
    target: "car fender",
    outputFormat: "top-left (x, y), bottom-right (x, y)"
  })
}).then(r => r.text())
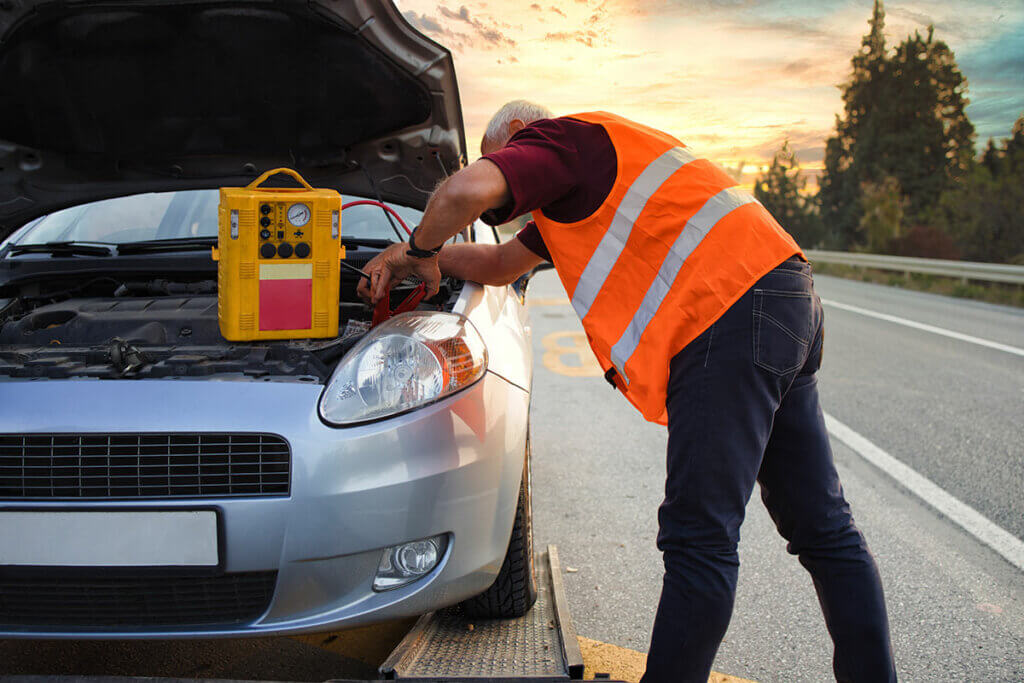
top-left (455, 279), bottom-right (532, 393)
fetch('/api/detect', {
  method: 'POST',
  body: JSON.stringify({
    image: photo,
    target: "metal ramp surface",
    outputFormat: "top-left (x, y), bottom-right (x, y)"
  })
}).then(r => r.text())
top-left (379, 546), bottom-right (585, 682)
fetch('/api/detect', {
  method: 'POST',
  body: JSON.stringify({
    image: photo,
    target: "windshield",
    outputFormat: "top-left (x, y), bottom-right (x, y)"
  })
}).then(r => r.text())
top-left (13, 190), bottom-right (423, 246)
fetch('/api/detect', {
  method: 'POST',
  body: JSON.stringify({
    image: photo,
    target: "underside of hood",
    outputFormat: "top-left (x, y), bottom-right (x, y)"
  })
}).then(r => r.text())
top-left (0, 0), bottom-right (467, 236)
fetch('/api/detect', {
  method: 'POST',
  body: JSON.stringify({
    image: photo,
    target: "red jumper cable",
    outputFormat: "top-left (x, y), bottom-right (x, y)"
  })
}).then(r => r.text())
top-left (341, 200), bottom-right (413, 235)
top-left (339, 200), bottom-right (425, 326)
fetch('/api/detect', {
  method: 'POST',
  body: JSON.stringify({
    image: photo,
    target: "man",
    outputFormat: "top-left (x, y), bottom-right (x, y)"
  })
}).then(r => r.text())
top-left (358, 101), bottom-right (897, 683)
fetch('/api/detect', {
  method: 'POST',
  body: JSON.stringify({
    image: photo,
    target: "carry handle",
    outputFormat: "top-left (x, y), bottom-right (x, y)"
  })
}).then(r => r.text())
top-left (245, 168), bottom-right (315, 192)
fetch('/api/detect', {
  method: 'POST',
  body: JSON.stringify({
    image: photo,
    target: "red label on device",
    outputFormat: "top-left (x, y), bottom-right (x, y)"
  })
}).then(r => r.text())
top-left (259, 278), bottom-right (312, 330)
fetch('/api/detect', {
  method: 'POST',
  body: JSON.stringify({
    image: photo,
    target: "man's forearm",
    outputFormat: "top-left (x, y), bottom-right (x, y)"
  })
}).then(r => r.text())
top-left (438, 238), bottom-right (545, 286)
top-left (438, 243), bottom-right (506, 285)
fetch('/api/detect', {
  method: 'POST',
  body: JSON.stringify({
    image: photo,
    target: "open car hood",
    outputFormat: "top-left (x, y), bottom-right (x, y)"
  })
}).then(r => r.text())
top-left (0, 0), bottom-right (467, 237)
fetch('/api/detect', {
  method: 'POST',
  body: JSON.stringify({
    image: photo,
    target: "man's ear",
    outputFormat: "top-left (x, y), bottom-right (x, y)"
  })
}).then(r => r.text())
top-left (508, 118), bottom-right (526, 137)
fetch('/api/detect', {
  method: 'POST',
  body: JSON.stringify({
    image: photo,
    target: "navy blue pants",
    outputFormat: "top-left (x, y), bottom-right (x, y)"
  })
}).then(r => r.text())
top-left (640, 258), bottom-right (896, 683)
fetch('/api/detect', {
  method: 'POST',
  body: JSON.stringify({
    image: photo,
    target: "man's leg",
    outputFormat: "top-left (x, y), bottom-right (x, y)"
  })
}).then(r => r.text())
top-left (641, 285), bottom-right (783, 683)
top-left (757, 300), bottom-right (897, 681)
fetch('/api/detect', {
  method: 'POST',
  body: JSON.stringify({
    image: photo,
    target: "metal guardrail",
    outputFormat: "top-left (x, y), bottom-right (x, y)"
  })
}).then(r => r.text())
top-left (805, 250), bottom-right (1024, 285)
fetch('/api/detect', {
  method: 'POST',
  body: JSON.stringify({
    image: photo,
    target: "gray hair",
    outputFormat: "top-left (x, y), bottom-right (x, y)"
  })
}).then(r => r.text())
top-left (484, 100), bottom-right (554, 143)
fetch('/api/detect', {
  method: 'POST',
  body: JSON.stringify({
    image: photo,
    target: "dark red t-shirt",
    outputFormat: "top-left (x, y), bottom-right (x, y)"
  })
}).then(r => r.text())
top-left (480, 117), bottom-right (617, 262)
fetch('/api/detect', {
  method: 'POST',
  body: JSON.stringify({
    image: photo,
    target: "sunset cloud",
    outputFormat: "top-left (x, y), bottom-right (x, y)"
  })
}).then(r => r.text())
top-left (396, 0), bottom-right (1024, 172)
top-left (404, 5), bottom-right (516, 50)
top-left (438, 4), bottom-right (517, 47)
top-left (402, 10), bottom-right (443, 34)
top-left (544, 29), bottom-right (603, 47)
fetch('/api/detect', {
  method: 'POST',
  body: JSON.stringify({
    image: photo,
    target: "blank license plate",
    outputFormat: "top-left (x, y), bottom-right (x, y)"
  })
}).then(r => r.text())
top-left (0, 511), bottom-right (219, 567)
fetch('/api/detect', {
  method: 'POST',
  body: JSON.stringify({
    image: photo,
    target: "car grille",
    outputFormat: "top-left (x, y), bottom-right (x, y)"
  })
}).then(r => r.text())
top-left (0, 433), bottom-right (290, 499)
top-left (0, 571), bottom-right (277, 628)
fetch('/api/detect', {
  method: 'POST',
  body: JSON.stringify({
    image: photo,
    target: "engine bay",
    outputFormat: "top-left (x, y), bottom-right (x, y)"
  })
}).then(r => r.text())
top-left (0, 271), bottom-right (461, 382)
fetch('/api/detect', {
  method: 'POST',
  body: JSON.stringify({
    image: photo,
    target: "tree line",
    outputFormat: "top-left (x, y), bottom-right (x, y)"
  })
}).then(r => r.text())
top-left (755, 0), bottom-right (1023, 264)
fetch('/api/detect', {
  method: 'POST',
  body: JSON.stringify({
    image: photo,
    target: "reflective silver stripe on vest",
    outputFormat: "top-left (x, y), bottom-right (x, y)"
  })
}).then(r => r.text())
top-left (610, 186), bottom-right (757, 381)
top-left (570, 146), bottom-right (698, 321)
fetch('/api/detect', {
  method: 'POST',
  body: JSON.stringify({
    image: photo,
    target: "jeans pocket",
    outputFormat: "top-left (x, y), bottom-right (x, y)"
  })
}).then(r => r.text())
top-left (753, 289), bottom-right (813, 376)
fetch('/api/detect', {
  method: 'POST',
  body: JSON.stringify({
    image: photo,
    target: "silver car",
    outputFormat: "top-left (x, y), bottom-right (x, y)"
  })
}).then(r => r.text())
top-left (0, 0), bottom-right (537, 637)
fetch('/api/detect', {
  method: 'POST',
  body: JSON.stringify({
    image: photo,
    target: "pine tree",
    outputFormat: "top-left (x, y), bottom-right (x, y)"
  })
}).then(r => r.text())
top-left (754, 141), bottom-right (824, 247)
top-left (881, 27), bottom-right (974, 221)
top-left (934, 115), bottom-right (1024, 263)
top-left (1000, 115), bottom-right (1024, 176)
top-left (819, 0), bottom-right (889, 247)
top-left (981, 139), bottom-right (1002, 176)
top-left (818, 2), bottom-right (975, 248)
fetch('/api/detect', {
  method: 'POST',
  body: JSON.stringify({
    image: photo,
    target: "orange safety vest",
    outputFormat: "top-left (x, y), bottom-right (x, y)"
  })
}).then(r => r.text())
top-left (532, 111), bottom-right (802, 424)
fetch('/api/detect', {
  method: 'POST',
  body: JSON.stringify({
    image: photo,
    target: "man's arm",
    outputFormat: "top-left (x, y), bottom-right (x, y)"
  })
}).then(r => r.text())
top-left (358, 159), bottom-right (511, 303)
top-left (414, 159), bottom-right (511, 252)
top-left (438, 239), bottom-right (546, 286)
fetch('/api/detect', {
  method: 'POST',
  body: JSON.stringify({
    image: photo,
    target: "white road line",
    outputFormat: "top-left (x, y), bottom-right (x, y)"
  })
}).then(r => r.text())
top-left (820, 298), bottom-right (1024, 357)
top-left (824, 413), bottom-right (1024, 572)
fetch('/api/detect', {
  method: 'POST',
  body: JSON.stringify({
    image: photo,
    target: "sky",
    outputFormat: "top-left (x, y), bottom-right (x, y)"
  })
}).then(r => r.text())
top-left (393, 0), bottom-right (1024, 186)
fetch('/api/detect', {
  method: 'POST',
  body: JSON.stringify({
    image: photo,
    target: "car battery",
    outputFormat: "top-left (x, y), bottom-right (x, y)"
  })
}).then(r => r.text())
top-left (213, 168), bottom-right (344, 341)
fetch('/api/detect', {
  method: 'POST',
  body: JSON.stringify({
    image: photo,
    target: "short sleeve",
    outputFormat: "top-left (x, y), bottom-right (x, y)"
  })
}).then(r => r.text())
top-left (514, 221), bottom-right (551, 262)
top-left (480, 118), bottom-right (580, 225)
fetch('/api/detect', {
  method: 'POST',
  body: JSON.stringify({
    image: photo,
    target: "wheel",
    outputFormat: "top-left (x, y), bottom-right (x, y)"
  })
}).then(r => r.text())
top-left (460, 436), bottom-right (538, 618)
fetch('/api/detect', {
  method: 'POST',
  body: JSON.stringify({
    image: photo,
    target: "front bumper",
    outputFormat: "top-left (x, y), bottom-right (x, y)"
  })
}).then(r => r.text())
top-left (0, 372), bottom-right (529, 637)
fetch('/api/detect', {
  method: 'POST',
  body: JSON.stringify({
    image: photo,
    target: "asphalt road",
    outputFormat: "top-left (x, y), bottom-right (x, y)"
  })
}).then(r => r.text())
top-left (813, 275), bottom-right (1024, 540)
top-left (527, 269), bottom-right (1023, 682)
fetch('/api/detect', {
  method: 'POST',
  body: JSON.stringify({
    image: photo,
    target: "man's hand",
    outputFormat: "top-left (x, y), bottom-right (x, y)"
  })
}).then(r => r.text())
top-left (357, 242), bottom-right (441, 304)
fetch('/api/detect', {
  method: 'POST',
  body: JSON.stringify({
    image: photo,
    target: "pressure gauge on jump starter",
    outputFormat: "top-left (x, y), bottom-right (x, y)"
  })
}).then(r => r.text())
top-left (287, 203), bottom-right (311, 227)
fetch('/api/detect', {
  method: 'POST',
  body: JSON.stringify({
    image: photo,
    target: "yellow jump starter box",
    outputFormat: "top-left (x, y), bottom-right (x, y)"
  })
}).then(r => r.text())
top-left (213, 168), bottom-right (344, 341)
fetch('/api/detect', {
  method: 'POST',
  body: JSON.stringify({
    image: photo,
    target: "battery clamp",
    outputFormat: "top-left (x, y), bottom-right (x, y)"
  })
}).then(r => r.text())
top-left (212, 168), bottom-right (344, 341)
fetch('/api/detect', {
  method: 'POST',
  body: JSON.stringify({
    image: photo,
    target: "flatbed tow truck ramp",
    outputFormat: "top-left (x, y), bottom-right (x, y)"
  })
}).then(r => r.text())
top-left (379, 546), bottom-right (586, 681)
top-left (0, 547), bottom-right (626, 683)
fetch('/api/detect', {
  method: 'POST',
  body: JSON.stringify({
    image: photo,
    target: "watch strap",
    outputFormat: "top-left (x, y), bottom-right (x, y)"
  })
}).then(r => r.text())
top-left (407, 228), bottom-right (441, 258)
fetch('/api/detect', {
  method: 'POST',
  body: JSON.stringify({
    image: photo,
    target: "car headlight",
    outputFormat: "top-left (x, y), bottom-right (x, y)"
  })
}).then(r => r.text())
top-left (319, 311), bottom-right (488, 425)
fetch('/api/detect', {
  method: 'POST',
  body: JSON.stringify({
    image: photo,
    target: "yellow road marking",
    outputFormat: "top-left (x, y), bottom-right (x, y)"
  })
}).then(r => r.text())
top-left (578, 636), bottom-right (757, 683)
top-left (541, 331), bottom-right (603, 377)
top-left (296, 620), bottom-right (756, 682)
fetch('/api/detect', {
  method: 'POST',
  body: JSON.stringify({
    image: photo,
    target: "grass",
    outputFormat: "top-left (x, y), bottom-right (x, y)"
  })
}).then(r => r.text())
top-left (812, 262), bottom-right (1024, 308)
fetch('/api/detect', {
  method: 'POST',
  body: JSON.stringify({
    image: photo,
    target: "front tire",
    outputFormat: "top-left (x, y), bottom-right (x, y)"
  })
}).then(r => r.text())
top-left (460, 438), bottom-right (537, 618)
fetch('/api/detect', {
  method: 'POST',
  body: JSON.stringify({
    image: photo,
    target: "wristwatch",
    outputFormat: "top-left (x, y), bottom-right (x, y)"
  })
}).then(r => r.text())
top-left (407, 227), bottom-right (442, 259)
